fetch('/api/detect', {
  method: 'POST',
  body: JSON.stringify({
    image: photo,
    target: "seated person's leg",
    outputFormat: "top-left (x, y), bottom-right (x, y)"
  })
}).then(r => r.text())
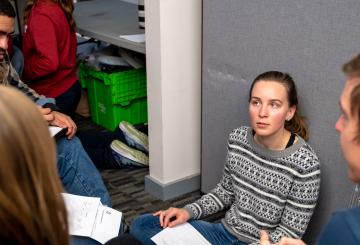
top-left (130, 214), bottom-right (247, 245)
top-left (77, 130), bottom-right (119, 169)
top-left (130, 213), bottom-right (163, 245)
top-left (56, 136), bottom-right (112, 206)
top-left (55, 81), bottom-right (82, 117)
top-left (188, 220), bottom-right (247, 245)
top-left (77, 121), bottom-right (149, 169)
top-left (77, 128), bottom-right (148, 168)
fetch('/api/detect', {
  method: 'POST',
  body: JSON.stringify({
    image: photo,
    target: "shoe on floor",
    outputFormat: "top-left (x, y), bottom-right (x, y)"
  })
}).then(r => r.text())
top-left (110, 140), bottom-right (149, 167)
top-left (119, 121), bottom-right (148, 153)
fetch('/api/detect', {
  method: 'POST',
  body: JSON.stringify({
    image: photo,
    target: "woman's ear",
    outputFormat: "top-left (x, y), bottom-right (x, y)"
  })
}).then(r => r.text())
top-left (286, 105), bottom-right (296, 121)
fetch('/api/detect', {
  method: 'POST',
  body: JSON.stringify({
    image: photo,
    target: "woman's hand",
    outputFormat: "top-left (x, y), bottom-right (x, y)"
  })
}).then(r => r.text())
top-left (38, 107), bottom-right (77, 139)
top-left (259, 230), bottom-right (307, 245)
top-left (50, 111), bottom-right (77, 139)
top-left (153, 207), bottom-right (190, 228)
top-left (38, 106), bottom-right (55, 122)
top-left (259, 230), bottom-right (273, 245)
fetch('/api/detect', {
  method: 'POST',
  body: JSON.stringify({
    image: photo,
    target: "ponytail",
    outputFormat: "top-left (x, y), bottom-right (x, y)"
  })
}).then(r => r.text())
top-left (285, 111), bottom-right (308, 141)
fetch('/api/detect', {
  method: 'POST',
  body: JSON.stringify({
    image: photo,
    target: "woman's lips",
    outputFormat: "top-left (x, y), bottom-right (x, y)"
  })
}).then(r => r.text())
top-left (256, 122), bottom-right (269, 128)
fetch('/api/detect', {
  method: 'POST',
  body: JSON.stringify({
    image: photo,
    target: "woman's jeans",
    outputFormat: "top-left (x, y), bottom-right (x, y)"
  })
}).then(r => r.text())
top-left (130, 214), bottom-right (247, 245)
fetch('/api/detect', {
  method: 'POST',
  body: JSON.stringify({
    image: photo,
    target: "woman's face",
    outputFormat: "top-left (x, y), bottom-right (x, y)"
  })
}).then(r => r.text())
top-left (249, 80), bottom-right (296, 138)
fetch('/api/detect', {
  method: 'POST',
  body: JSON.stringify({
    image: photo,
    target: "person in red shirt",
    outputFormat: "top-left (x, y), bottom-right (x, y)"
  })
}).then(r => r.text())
top-left (22, 0), bottom-right (80, 117)
top-left (22, 0), bottom-right (150, 169)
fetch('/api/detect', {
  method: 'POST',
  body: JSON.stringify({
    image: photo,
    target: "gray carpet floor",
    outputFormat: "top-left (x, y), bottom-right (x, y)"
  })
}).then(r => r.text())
top-left (101, 168), bottom-right (204, 228)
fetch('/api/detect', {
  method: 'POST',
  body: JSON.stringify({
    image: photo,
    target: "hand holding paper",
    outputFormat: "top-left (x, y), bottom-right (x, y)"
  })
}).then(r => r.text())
top-left (154, 207), bottom-right (190, 228)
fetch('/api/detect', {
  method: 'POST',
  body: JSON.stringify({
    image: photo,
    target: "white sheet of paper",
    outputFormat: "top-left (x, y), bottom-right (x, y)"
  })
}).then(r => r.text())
top-left (62, 193), bottom-right (101, 237)
top-left (48, 126), bottom-right (63, 137)
top-left (151, 222), bottom-right (212, 245)
top-left (119, 34), bottom-right (145, 43)
top-left (62, 193), bottom-right (122, 244)
top-left (91, 206), bottom-right (122, 244)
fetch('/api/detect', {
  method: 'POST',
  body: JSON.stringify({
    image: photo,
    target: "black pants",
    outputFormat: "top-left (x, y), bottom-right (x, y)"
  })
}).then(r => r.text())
top-left (55, 81), bottom-right (82, 117)
top-left (76, 126), bottom-right (127, 169)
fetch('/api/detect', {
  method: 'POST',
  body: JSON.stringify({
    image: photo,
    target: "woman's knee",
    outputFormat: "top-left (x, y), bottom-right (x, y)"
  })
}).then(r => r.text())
top-left (131, 214), bottom-right (154, 231)
top-left (130, 213), bottom-right (160, 237)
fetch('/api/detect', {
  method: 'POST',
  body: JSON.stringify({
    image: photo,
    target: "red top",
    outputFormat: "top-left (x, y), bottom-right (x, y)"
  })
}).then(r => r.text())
top-left (22, 0), bottom-right (77, 98)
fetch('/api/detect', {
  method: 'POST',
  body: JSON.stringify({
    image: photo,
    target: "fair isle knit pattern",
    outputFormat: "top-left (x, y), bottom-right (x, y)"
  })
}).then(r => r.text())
top-left (184, 126), bottom-right (320, 245)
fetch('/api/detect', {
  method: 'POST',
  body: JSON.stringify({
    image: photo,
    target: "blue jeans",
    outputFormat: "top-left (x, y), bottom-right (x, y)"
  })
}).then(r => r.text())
top-left (56, 136), bottom-right (111, 207)
top-left (130, 214), bottom-right (247, 245)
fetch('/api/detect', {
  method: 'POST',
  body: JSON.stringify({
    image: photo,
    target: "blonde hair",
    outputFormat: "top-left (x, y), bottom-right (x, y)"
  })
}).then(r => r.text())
top-left (24, 0), bottom-right (76, 31)
top-left (0, 86), bottom-right (69, 245)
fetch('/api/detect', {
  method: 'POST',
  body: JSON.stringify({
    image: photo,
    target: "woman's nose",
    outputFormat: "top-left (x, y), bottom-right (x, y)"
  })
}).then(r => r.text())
top-left (259, 105), bottom-right (268, 117)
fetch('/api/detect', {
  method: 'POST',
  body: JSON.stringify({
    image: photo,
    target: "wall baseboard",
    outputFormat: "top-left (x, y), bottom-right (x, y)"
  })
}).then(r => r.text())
top-left (145, 174), bottom-right (200, 200)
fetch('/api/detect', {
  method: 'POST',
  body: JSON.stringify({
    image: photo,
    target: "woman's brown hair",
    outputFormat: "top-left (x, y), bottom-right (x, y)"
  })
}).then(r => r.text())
top-left (249, 71), bottom-right (309, 141)
top-left (0, 86), bottom-right (69, 245)
top-left (24, 0), bottom-right (76, 32)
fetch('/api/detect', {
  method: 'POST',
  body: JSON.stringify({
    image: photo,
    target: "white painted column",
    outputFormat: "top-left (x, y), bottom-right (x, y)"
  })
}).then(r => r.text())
top-left (144, 0), bottom-right (202, 200)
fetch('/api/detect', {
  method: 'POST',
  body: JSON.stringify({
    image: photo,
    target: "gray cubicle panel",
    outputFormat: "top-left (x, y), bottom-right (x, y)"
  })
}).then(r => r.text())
top-left (201, 0), bottom-right (360, 243)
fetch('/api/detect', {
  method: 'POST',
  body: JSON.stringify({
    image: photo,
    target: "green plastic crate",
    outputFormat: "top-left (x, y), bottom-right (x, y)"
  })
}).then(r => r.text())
top-left (79, 63), bottom-right (90, 89)
top-left (80, 64), bottom-right (148, 130)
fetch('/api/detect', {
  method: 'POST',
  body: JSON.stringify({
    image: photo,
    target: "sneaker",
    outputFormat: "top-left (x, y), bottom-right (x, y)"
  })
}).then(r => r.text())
top-left (119, 121), bottom-right (148, 153)
top-left (110, 140), bottom-right (149, 167)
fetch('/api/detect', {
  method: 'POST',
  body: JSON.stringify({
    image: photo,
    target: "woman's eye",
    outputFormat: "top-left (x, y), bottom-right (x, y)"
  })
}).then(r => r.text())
top-left (270, 103), bottom-right (279, 108)
top-left (251, 100), bottom-right (260, 106)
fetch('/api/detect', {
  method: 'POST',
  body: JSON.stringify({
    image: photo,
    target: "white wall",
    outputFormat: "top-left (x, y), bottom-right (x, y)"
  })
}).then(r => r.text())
top-left (145, 0), bottom-right (202, 194)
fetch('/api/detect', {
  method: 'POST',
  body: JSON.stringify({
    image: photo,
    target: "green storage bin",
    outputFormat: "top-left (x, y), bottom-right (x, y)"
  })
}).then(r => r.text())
top-left (80, 64), bottom-right (148, 130)
top-left (79, 67), bottom-right (87, 89)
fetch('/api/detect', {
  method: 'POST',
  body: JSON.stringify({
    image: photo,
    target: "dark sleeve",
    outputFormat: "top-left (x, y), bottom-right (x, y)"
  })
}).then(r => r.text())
top-left (104, 234), bottom-right (142, 245)
top-left (316, 211), bottom-right (359, 245)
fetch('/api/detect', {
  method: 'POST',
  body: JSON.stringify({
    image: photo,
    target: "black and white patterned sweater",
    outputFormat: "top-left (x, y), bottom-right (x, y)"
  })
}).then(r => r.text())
top-left (184, 126), bottom-right (321, 245)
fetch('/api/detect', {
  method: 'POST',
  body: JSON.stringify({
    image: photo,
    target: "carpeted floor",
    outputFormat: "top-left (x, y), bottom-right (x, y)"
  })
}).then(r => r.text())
top-left (74, 115), bottom-right (225, 230)
top-left (101, 168), bottom-right (204, 228)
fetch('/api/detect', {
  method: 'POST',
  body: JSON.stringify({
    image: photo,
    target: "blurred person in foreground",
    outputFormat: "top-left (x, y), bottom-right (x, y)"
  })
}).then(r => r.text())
top-left (0, 86), bottom-right (142, 245)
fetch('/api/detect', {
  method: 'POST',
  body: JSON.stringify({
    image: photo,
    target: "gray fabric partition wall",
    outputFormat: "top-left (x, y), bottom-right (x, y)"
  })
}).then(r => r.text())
top-left (201, 0), bottom-right (360, 244)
